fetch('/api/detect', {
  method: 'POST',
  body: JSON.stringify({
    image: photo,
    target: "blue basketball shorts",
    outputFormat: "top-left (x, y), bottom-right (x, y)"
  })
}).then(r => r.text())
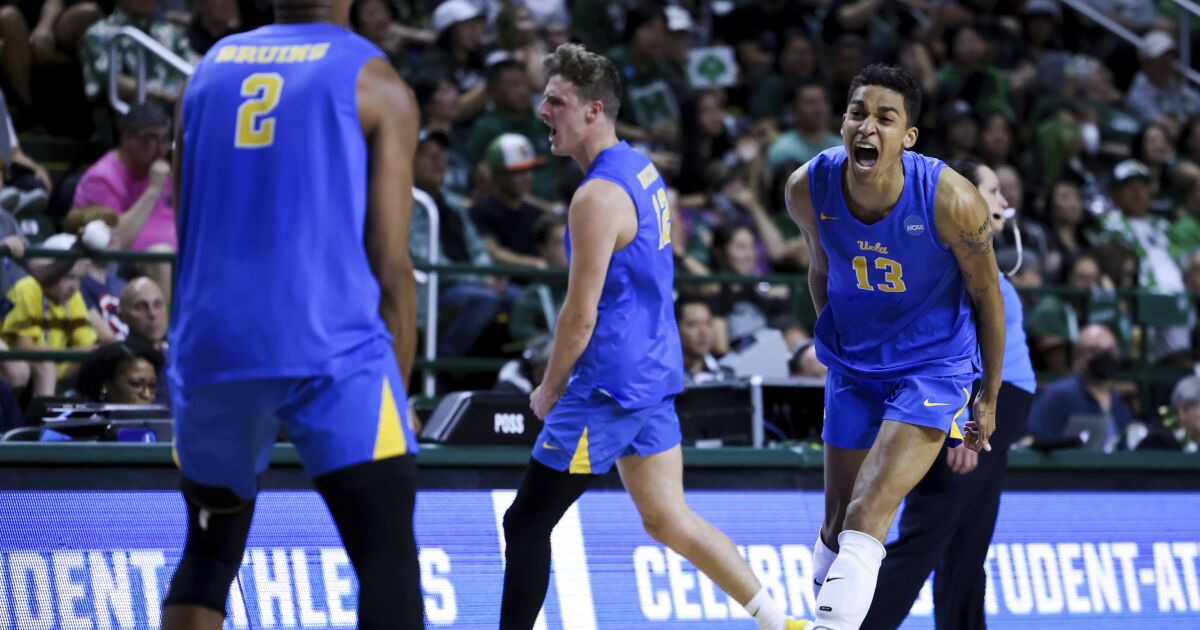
top-left (822, 369), bottom-right (975, 450)
top-left (171, 350), bottom-right (418, 499)
top-left (532, 390), bottom-right (682, 475)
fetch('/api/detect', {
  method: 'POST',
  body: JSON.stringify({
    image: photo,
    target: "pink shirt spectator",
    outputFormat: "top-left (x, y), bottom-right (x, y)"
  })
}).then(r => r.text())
top-left (73, 151), bottom-right (177, 251)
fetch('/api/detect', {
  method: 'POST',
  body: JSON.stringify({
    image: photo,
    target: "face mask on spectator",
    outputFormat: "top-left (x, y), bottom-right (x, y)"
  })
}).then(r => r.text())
top-left (1085, 351), bottom-right (1119, 381)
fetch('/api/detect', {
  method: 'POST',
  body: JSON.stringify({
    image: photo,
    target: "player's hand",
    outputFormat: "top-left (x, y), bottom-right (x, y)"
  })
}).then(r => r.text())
top-left (946, 444), bottom-right (978, 475)
top-left (963, 394), bottom-right (996, 453)
top-left (148, 160), bottom-right (170, 191)
top-left (529, 383), bottom-right (562, 421)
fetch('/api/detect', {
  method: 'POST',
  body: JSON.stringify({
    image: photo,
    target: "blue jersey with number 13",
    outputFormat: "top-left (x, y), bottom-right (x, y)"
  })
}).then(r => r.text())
top-left (172, 23), bottom-right (389, 386)
top-left (810, 146), bottom-right (977, 381)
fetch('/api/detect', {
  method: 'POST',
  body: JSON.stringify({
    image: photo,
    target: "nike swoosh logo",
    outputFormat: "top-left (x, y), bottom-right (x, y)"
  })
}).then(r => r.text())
top-left (824, 576), bottom-right (843, 582)
top-left (541, 441), bottom-right (559, 450)
top-left (924, 400), bottom-right (949, 407)
top-left (819, 212), bottom-right (838, 220)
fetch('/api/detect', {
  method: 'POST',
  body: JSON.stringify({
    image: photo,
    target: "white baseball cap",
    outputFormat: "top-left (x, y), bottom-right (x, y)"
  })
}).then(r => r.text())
top-left (665, 6), bottom-right (693, 32)
top-left (1140, 30), bottom-right (1175, 59)
top-left (432, 0), bottom-right (484, 36)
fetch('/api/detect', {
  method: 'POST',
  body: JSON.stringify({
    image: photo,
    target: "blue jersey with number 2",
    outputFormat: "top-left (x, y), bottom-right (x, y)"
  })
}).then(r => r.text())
top-left (565, 141), bottom-right (684, 409)
top-left (810, 146), bottom-right (977, 380)
top-left (172, 24), bottom-right (389, 386)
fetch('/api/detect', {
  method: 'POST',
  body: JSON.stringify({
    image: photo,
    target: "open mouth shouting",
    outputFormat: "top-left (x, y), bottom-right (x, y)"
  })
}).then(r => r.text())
top-left (853, 141), bottom-right (879, 171)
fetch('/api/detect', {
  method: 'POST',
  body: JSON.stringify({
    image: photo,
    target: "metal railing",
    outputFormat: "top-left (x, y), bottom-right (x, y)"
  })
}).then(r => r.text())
top-left (0, 249), bottom-right (1190, 411)
top-left (411, 188), bottom-right (440, 398)
top-left (1061, 0), bottom-right (1200, 88)
top-left (106, 25), bottom-right (195, 115)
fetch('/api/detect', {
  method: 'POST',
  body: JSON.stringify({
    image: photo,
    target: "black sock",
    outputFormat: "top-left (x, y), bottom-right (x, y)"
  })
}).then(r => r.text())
top-left (500, 459), bottom-right (595, 630)
top-left (313, 456), bottom-right (423, 630)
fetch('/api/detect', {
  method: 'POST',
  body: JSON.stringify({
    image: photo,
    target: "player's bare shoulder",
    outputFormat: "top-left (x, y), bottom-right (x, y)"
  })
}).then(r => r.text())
top-left (356, 57), bottom-right (417, 137)
top-left (933, 164), bottom-right (992, 253)
top-left (784, 160), bottom-right (817, 233)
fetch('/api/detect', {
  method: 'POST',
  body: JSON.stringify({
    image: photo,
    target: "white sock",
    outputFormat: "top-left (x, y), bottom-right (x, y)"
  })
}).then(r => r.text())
top-left (812, 530), bottom-right (886, 630)
top-left (811, 531), bottom-right (837, 600)
top-left (744, 586), bottom-right (787, 630)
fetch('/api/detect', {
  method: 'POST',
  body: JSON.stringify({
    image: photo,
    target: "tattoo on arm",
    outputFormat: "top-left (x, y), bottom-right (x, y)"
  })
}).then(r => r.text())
top-left (958, 217), bottom-right (993, 258)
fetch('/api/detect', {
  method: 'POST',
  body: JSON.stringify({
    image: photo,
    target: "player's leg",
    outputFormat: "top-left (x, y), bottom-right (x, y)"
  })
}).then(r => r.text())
top-left (617, 397), bottom-right (804, 629)
top-left (815, 371), bottom-right (882, 599)
top-left (501, 390), bottom-right (601, 629)
top-left (860, 447), bottom-right (967, 630)
top-left (814, 421), bottom-right (946, 630)
top-left (163, 380), bottom-right (286, 630)
top-left (500, 459), bottom-right (595, 630)
top-left (814, 374), bottom-right (972, 630)
top-left (283, 350), bottom-right (423, 629)
top-left (619, 445), bottom-right (800, 629)
top-left (161, 480), bottom-right (257, 630)
top-left (312, 455), bottom-right (423, 629)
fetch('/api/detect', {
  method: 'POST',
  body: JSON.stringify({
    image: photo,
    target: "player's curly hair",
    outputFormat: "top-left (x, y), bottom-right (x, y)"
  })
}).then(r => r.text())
top-left (542, 43), bottom-right (622, 119)
top-left (848, 64), bottom-right (923, 127)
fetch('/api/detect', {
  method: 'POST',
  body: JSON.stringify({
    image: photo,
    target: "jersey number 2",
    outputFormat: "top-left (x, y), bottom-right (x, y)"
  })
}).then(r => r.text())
top-left (651, 188), bottom-right (671, 250)
top-left (235, 73), bottom-right (284, 148)
top-left (853, 256), bottom-right (906, 293)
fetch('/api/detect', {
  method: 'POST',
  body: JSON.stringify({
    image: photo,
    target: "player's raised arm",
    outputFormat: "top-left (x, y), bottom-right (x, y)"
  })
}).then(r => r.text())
top-left (935, 167), bottom-right (1005, 452)
top-left (530, 179), bottom-right (632, 419)
top-left (358, 58), bottom-right (420, 389)
top-left (785, 162), bottom-right (829, 315)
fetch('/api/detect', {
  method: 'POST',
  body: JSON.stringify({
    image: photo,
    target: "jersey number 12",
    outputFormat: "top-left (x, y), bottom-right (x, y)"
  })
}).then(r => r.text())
top-left (235, 73), bottom-right (284, 148)
top-left (651, 187), bottom-right (671, 250)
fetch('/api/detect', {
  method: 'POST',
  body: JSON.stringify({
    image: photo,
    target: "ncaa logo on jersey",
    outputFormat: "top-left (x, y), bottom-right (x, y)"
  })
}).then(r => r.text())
top-left (903, 215), bottom-right (926, 236)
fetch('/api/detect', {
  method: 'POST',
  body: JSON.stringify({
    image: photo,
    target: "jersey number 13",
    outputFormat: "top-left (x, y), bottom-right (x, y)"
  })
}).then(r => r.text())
top-left (235, 73), bottom-right (285, 148)
top-left (852, 256), bottom-right (906, 293)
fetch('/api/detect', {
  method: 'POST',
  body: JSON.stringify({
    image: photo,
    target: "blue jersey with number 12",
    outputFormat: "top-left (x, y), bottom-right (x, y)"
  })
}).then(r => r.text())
top-left (565, 141), bottom-right (684, 409)
top-left (172, 24), bottom-right (389, 386)
top-left (810, 146), bottom-right (977, 380)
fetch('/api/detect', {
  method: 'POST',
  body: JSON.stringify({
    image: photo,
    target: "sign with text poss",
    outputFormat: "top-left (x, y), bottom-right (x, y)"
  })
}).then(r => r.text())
top-left (0, 490), bottom-right (1197, 628)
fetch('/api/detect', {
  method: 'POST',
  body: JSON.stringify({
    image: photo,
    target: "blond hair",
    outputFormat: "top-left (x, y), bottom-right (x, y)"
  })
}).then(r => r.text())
top-left (542, 43), bottom-right (622, 119)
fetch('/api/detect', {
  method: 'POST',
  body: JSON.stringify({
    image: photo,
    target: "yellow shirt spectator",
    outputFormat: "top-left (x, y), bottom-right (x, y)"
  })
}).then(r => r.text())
top-left (2, 276), bottom-right (98, 376)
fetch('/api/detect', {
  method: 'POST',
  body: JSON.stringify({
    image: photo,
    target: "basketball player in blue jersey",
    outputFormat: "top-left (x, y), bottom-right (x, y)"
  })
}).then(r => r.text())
top-left (784, 64), bottom-right (1005, 630)
top-left (161, 0), bottom-right (422, 627)
top-left (862, 157), bottom-right (1036, 629)
top-left (500, 43), bottom-right (807, 630)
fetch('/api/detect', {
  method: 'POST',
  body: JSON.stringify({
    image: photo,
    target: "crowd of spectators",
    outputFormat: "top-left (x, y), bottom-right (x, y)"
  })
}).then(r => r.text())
top-left (0, 0), bottom-right (1197, 453)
